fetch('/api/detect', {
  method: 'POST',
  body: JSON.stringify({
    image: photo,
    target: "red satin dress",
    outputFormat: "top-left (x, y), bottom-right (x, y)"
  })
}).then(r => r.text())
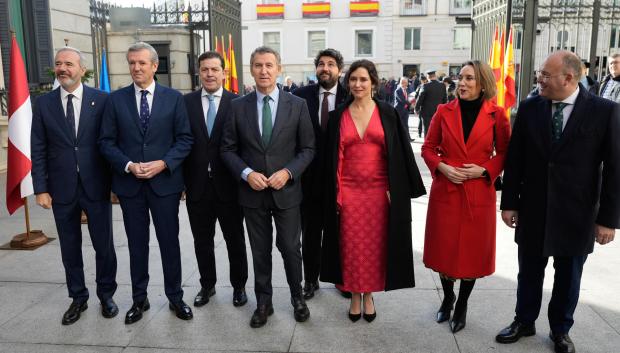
top-left (336, 107), bottom-right (389, 293)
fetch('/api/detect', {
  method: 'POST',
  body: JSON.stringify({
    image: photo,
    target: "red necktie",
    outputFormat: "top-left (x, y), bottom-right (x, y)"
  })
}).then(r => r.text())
top-left (321, 92), bottom-right (330, 131)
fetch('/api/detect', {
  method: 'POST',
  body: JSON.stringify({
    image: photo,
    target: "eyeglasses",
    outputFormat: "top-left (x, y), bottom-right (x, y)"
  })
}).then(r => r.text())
top-left (535, 70), bottom-right (566, 81)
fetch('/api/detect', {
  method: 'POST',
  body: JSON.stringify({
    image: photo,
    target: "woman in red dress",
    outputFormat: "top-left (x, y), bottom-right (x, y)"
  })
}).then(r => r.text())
top-left (320, 60), bottom-right (426, 322)
top-left (421, 61), bottom-right (511, 333)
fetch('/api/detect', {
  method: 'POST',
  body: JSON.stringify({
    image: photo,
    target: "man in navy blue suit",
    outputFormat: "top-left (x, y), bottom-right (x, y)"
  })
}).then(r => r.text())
top-left (99, 42), bottom-right (193, 324)
top-left (31, 47), bottom-right (117, 325)
top-left (496, 51), bottom-right (620, 353)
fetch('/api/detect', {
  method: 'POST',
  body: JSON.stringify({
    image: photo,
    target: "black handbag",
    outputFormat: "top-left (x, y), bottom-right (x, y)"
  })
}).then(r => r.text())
top-left (492, 112), bottom-right (503, 191)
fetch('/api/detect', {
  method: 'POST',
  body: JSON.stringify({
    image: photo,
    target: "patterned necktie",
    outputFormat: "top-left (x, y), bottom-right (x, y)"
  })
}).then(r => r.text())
top-left (262, 95), bottom-right (273, 146)
top-left (139, 90), bottom-right (150, 133)
top-left (66, 94), bottom-right (76, 138)
top-left (552, 102), bottom-right (568, 141)
top-left (206, 94), bottom-right (216, 136)
top-left (321, 92), bottom-right (330, 131)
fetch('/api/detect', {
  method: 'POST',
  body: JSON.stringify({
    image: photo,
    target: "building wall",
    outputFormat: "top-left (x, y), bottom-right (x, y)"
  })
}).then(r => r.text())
top-left (50, 0), bottom-right (95, 71)
top-left (241, 0), bottom-right (472, 85)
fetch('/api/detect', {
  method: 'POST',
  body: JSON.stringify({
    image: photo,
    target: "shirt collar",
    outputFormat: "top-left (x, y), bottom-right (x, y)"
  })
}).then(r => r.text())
top-left (60, 83), bottom-right (83, 101)
top-left (319, 84), bottom-right (338, 96)
top-left (553, 86), bottom-right (580, 105)
top-left (134, 80), bottom-right (156, 96)
top-left (202, 86), bottom-right (223, 98)
top-left (256, 86), bottom-right (279, 103)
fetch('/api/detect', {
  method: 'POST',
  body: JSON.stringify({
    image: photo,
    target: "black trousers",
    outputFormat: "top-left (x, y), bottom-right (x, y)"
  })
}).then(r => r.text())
top-left (300, 197), bottom-right (323, 284)
top-left (399, 110), bottom-right (410, 139)
top-left (186, 180), bottom-right (248, 290)
top-left (52, 180), bottom-right (117, 303)
top-left (118, 184), bottom-right (183, 304)
top-left (515, 247), bottom-right (588, 335)
top-left (422, 115), bottom-right (432, 137)
top-left (243, 192), bottom-right (303, 306)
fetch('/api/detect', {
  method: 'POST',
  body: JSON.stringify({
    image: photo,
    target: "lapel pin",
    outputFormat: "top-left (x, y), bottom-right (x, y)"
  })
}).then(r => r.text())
top-left (91, 101), bottom-right (95, 106)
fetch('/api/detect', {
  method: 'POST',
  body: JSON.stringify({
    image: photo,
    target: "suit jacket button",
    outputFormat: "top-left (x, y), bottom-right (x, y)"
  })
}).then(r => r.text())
top-left (74, 147), bottom-right (78, 151)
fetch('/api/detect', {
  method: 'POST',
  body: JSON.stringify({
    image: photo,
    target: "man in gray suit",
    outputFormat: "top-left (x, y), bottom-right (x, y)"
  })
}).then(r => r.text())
top-left (221, 46), bottom-right (315, 328)
top-left (415, 70), bottom-right (447, 137)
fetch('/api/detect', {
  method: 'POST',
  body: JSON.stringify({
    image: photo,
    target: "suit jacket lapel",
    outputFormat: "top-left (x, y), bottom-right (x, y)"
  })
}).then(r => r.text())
top-left (51, 88), bottom-right (74, 143)
top-left (307, 85), bottom-right (320, 127)
top-left (124, 84), bottom-right (143, 135)
top-left (76, 87), bottom-right (93, 143)
top-left (245, 92), bottom-right (263, 149)
top-left (211, 90), bottom-right (231, 143)
top-left (146, 84), bottom-right (164, 138)
top-left (192, 90), bottom-right (210, 141)
top-left (270, 89), bottom-right (291, 146)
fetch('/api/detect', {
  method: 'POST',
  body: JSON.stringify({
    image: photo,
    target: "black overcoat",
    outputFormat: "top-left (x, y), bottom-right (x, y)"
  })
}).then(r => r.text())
top-left (500, 85), bottom-right (620, 256)
top-left (320, 98), bottom-right (426, 290)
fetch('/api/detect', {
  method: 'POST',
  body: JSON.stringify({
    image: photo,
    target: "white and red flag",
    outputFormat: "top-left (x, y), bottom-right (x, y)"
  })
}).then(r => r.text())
top-left (6, 34), bottom-right (33, 214)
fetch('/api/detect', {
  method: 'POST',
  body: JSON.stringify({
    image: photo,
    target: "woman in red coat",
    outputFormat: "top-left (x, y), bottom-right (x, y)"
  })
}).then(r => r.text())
top-left (421, 60), bottom-right (511, 333)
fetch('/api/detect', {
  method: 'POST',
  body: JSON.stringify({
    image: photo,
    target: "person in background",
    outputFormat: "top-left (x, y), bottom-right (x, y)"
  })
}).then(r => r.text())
top-left (394, 77), bottom-right (413, 141)
top-left (415, 70), bottom-right (448, 138)
top-left (599, 53), bottom-right (620, 103)
top-left (283, 76), bottom-right (298, 92)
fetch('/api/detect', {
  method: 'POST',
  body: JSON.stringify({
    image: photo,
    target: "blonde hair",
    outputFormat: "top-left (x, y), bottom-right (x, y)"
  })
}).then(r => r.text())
top-left (462, 60), bottom-right (496, 100)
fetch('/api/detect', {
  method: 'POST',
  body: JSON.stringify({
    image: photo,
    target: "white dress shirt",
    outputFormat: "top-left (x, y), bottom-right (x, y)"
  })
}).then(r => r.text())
top-left (60, 83), bottom-right (83, 137)
top-left (552, 86), bottom-right (579, 130)
top-left (134, 80), bottom-right (156, 114)
top-left (318, 84), bottom-right (338, 114)
top-left (201, 86), bottom-right (223, 120)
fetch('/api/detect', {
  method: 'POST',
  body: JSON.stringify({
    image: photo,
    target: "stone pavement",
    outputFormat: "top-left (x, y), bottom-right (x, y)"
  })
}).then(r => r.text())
top-left (1, 116), bottom-right (619, 353)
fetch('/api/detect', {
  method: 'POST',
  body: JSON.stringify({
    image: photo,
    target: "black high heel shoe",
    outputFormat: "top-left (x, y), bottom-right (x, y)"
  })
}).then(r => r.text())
top-left (363, 296), bottom-right (376, 323)
top-left (348, 311), bottom-right (361, 322)
top-left (436, 295), bottom-right (456, 323)
top-left (449, 303), bottom-right (467, 333)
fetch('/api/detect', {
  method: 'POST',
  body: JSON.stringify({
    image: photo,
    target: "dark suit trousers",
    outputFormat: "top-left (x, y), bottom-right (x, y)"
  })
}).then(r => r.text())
top-left (118, 184), bottom-right (183, 303)
top-left (422, 115), bottom-right (432, 137)
top-left (515, 247), bottom-right (587, 334)
top-left (301, 198), bottom-right (323, 284)
top-left (399, 110), bottom-right (410, 138)
top-left (52, 180), bottom-right (117, 302)
top-left (186, 180), bottom-right (248, 290)
top-left (243, 191), bottom-right (303, 305)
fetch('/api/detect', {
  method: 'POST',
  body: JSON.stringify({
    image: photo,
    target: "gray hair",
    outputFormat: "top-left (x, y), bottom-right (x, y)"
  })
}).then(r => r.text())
top-left (250, 46), bottom-right (281, 66)
top-left (400, 76), bottom-right (409, 83)
top-left (55, 46), bottom-right (87, 69)
top-left (609, 53), bottom-right (620, 61)
top-left (126, 42), bottom-right (159, 64)
top-left (559, 51), bottom-right (582, 81)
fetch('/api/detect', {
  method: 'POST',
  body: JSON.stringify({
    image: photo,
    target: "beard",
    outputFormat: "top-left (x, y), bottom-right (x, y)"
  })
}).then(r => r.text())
top-left (58, 75), bottom-right (79, 89)
top-left (318, 72), bottom-right (338, 89)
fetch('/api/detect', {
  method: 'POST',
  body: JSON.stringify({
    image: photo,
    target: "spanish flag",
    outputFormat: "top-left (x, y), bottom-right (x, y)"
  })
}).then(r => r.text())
top-left (350, 1), bottom-right (379, 17)
top-left (228, 33), bottom-right (239, 94)
top-left (503, 27), bottom-right (516, 120)
top-left (257, 4), bottom-right (284, 19)
top-left (489, 26), bottom-right (505, 108)
top-left (303, 2), bottom-right (330, 18)
top-left (221, 35), bottom-right (231, 91)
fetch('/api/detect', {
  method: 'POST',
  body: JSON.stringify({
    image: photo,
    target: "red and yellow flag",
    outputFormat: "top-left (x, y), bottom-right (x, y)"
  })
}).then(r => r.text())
top-left (221, 35), bottom-right (230, 91)
top-left (503, 27), bottom-right (516, 120)
top-left (228, 33), bottom-right (239, 94)
top-left (489, 26), bottom-right (505, 108)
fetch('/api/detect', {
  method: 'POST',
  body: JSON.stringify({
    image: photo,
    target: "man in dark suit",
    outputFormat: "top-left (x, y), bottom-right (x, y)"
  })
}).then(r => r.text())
top-left (183, 51), bottom-right (248, 308)
top-left (394, 77), bottom-right (413, 141)
top-left (99, 42), bottom-right (193, 324)
top-left (221, 46), bottom-right (315, 328)
top-left (31, 47), bottom-right (117, 325)
top-left (415, 70), bottom-right (447, 137)
top-left (496, 51), bottom-right (620, 353)
top-left (293, 48), bottom-right (346, 299)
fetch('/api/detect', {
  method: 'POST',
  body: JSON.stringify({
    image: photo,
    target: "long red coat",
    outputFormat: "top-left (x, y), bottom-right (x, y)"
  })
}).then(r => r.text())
top-left (421, 99), bottom-right (511, 278)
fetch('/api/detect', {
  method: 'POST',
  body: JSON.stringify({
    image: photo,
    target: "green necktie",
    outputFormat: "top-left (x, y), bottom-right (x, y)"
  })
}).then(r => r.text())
top-left (262, 95), bottom-right (273, 146)
top-left (552, 102), bottom-right (568, 142)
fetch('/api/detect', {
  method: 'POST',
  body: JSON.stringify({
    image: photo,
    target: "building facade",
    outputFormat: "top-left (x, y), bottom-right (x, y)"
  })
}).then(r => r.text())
top-left (241, 0), bottom-right (472, 84)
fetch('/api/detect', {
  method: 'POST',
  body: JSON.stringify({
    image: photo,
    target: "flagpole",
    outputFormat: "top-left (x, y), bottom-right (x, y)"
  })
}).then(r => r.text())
top-left (23, 197), bottom-right (31, 240)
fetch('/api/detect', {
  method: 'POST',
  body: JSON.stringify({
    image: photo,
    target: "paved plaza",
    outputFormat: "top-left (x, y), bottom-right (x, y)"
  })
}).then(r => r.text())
top-left (1, 118), bottom-right (619, 353)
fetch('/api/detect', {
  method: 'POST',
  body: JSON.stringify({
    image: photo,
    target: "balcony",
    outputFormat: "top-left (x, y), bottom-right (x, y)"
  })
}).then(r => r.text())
top-left (400, 0), bottom-right (426, 16)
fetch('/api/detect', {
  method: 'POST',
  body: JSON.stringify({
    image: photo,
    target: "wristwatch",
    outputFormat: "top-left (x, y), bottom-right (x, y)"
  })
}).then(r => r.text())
top-left (481, 169), bottom-right (489, 178)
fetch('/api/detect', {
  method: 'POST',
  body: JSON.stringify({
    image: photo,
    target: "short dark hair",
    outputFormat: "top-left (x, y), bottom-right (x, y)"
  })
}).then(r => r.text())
top-left (344, 59), bottom-right (380, 89)
top-left (250, 46), bottom-right (281, 66)
top-left (198, 51), bottom-right (225, 69)
top-left (314, 48), bottom-right (344, 70)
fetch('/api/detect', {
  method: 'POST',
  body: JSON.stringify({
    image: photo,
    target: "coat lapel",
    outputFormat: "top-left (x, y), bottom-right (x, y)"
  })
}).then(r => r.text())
top-left (553, 87), bottom-right (590, 153)
top-left (335, 83), bottom-right (347, 106)
top-left (535, 97), bottom-right (552, 155)
top-left (443, 100), bottom-right (467, 155)
top-left (269, 89), bottom-right (291, 146)
top-left (307, 85), bottom-right (320, 126)
top-left (124, 84), bottom-right (143, 135)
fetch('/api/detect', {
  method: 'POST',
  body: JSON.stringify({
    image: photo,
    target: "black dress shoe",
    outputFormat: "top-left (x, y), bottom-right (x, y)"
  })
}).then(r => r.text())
top-left (363, 297), bottom-right (376, 323)
top-left (101, 298), bottom-right (118, 318)
top-left (449, 304), bottom-right (467, 333)
top-left (125, 299), bottom-right (150, 325)
top-left (169, 300), bottom-right (193, 320)
top-left (62, 300), bottom-right (88, 325)
top-left (233, 288), bottom-right (248, 307)
top-left (291, 297), bottom-right (310, 322)
top-left (303, 281), bottom-right (320, 300)
top-left (250, 304), bottom-right (274, 328)
top-left (549, 332), bottom-right (575, 353)
top-left (194, 287), bottom-right (216, 307)
top-left (496, 321), bottom-right (536, 343)
top-left (436, 295), bottom-right (455, 323)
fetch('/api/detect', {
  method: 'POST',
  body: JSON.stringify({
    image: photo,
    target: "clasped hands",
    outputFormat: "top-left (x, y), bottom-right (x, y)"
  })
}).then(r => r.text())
top-left (128, 160), bottom-right (166, 179)
top-left (247, 170), bottom-right (290, 191)
top-left (437, 162), bottom-right (485, 184)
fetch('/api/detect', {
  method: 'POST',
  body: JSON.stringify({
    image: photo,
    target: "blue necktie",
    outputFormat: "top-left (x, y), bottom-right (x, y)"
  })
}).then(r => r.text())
top-left (139, 90), bottom-right (150, 133)
top-left (206, 94), bottom-right (216, 136)
top-left (66, 94), bottom-right (76, 138)
top-left (552, 102), bottom-right (567, 142)
top-left (262, 95), bottom-right (273, 146)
